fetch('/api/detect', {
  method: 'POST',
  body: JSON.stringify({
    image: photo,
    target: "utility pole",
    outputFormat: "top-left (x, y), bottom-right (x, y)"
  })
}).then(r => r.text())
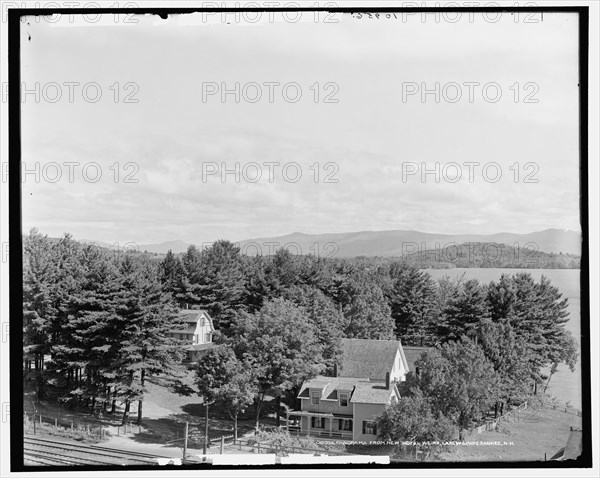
top-left (183, 422), bottom-right (188, 463)
top-left (204, 403), bottom-right (209, 455)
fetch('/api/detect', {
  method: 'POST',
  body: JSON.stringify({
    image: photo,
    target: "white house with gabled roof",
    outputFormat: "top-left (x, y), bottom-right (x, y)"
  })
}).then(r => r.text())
top-left (287, 338), bottom-right (414, 442)
top-left (167, 309), bottom-right (217, 365)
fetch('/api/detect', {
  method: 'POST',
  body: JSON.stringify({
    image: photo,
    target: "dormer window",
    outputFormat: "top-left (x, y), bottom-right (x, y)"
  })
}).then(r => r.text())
top-left (339, 393), bottom-right (349, 407)
top-left (311, 392), bottom-right (320, 405)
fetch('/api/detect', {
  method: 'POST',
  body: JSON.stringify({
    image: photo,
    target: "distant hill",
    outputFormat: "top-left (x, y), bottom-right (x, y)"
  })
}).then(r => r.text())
top-left (237, 228), bottom-right (581, 258)
top-left (136, 240), bottom-right (190, 254)
top-left (401, 241), bottom-right (579, 269)
top-left (80, 239), bottom-right (191, 255)
top-left (75, 228), bottom-right (581, 259)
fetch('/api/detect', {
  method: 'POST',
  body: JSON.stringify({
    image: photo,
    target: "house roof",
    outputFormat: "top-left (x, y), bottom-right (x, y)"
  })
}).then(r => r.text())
top-left (562, 429), bottom-right (582, 460)
top-left (297, 375), bottom-right (368, 400)
top-left (297, 375), bottom-right (396, 405)
top-left (549, 428), bottom-right (582, 461)
top-left (171, 309), bottom-right (215, 332)
top-left (180, 309), bottom-right (213, 324)
top-left (350, 381), bottom-right (398, 405)
top-left (402, 346), bottom-right (432, 374)
top-left (338, 338), bottom-right (401, 380)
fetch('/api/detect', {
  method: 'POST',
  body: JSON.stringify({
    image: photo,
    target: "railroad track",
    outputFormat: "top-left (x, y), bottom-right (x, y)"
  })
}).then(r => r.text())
top-left (24, 435), bottom-right (171, 466)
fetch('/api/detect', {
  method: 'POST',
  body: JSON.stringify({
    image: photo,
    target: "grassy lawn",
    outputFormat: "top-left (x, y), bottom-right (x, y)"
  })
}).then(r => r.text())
top-left (435, 403), bottom-right (582, 462)
top-left (25, 376), bottom-right (583, 463)
top-left (122, 374), bottom-right (279, 448)
top-left (23, 372), bottom-right (279, 452)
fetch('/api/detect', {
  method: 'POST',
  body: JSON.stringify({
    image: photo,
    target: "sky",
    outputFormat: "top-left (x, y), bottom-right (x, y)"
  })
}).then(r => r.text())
top-left (18, 11), bottom-right (581, 245)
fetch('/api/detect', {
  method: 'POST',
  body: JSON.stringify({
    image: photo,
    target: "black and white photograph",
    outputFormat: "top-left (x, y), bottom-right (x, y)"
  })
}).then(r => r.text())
top-left (1, 1), bottom-right (598, 476)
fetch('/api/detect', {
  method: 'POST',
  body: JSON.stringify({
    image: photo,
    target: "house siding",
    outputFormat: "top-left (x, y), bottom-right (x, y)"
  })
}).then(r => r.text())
top-left (390, 350), bottom-right (405, 382)
top-left (353, 402), bottom-right (387, 441)
top-left (299, 415), bottom-right (353, 433)
top-left (168, 311), bottom-right (215, 363)
top-left (191, 316), bottom-right (213, 345)
top-left (301, 390), bottom-right (353, 416)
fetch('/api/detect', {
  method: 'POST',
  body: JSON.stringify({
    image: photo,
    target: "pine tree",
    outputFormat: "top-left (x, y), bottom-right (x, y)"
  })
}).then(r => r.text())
top-left (486, 272), bottom-right (577, 387)
top-left (388, 264), bottom-right (438, 345)
top-left (110, 255), bottom-right (187, 424)
top-left (177, 245), bottom-right (204, 306)
top-left (23, 229), bottom-right (59, 399)
top-left (193, 240), bottom-right (247, 331)
top-left (159, 250), bottom-right (185, 301)
top-left (52, 244), bottom-right (124, 411)
top-left (437, 279), bottom-right (489, 342)
top-left (282, 285), bottom-right (347, 375)
top-left (242, 255), bottom-right (274, 313)
top-left (23, 231), bottom-right (84, 400)
top-left (342, 269), bottom-right (395, 340)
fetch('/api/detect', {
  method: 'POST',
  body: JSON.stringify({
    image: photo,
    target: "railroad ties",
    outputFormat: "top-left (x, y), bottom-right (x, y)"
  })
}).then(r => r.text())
top-left (24, 436), bottom-right (172, 466)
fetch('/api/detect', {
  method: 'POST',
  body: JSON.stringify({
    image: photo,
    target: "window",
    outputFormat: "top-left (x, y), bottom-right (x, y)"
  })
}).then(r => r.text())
top-left (339, 393), bottom-right (349, 407)
top-left (311, 417), bottom-right (326, 429)
top-left (311, 392), bottom-right (320, 405)
top-left (362, 420), bottom-right (377, 435)
top-left (338, 419), bottom-right (352, 431)
top-left (205, 333), bottom-right (212, 343)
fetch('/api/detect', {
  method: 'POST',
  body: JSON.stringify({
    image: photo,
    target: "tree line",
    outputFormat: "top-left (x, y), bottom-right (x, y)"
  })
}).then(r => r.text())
top-left (23, 229), bottom-right (578, 436)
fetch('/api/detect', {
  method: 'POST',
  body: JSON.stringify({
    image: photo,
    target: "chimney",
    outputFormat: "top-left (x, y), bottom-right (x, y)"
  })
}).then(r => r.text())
top-left (385, 372), bottom-right (390, 390)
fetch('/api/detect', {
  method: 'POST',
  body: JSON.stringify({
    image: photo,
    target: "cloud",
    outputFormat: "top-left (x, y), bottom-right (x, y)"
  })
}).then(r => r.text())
top-left (20, 13), bottom-right (581, 243)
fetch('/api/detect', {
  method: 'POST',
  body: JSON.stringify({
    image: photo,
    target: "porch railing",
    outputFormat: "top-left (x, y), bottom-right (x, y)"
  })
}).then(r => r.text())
top-left (288, 426), bottom-right (353, 440)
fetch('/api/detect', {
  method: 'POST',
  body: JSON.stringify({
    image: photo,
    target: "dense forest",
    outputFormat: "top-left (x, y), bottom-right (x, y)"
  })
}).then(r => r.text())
top-left (348, 241), bottom-right (580, 269)
top-left (23, 229), bottom-right (579, 437)
top-left (120, 240), bottom-right (582, 269)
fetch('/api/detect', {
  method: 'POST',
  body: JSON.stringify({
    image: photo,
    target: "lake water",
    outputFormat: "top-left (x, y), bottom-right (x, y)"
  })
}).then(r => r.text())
top-left (423, 268), bottom-right (582, 408)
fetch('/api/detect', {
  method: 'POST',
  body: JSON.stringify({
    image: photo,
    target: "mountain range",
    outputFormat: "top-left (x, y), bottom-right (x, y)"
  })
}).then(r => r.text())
top-left (88, 228), bottom-right (581, 257)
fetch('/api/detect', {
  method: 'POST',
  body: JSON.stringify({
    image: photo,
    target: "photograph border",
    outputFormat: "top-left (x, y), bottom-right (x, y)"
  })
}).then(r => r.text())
top-left (7, 4), bottom-right (591, 472)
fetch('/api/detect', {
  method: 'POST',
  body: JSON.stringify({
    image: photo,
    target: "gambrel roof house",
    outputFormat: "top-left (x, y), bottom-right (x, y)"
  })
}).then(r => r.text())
top-left (167, 309), bottom-right (217, 365)
top-left (290, 338), bottom-right (424, 443)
